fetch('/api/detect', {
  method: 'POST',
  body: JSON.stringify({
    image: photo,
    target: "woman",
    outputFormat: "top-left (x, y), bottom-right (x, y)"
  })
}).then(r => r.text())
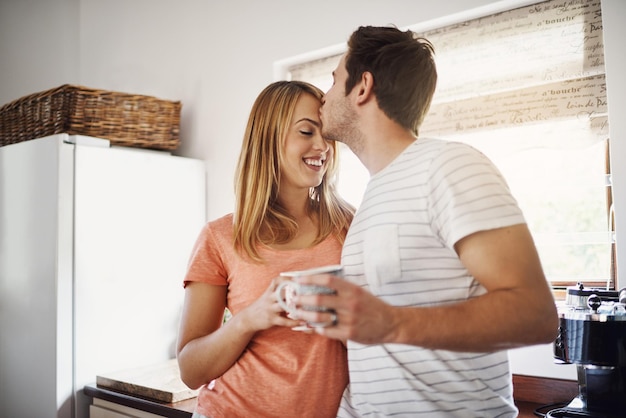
top-left (177, 81), bottom-right (354, 418)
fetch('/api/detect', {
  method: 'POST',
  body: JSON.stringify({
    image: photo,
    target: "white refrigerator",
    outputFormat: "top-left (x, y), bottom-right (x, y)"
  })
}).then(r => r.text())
top-left (0, 134), bottom-right (206, 418)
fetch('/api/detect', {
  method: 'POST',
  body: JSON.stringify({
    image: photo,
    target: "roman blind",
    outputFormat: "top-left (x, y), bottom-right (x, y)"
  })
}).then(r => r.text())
top-left (287, 0), bottom-right (613, 296)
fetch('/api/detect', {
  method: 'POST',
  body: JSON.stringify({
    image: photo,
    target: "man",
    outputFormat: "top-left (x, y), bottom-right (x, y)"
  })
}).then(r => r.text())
top-left (293, 26), bottom-right (558, 417)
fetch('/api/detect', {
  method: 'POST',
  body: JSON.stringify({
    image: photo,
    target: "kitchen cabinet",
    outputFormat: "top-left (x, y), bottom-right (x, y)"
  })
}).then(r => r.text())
top-left (90, 399), bottom-right (166, 418)
top-left (84, 385), bottom-right (195, 418)
top-left (0, 135), bottom-right (206, 418)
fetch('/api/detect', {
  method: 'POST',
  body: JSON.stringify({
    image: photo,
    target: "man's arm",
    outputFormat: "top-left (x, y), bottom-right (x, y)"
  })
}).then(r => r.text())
top-left (294, 224), bottom-right (558, 351)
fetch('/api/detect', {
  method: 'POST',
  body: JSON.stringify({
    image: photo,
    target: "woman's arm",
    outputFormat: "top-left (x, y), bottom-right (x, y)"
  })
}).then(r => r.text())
top-left (176, 279), bottom-right (302, 389)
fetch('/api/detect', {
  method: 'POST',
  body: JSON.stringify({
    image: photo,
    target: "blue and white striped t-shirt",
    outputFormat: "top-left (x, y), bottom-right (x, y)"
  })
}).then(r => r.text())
top-left (338, 138), bottom-right (526, 418)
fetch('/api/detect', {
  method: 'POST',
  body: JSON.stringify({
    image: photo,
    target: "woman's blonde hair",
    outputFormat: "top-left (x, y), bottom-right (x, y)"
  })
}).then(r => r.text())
top-left (233, 81), bottom-right (354, 261)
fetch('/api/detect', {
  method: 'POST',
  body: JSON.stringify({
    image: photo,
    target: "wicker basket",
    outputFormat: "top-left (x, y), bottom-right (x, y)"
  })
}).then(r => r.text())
top-left (0, 84), bottom-right (181, 150)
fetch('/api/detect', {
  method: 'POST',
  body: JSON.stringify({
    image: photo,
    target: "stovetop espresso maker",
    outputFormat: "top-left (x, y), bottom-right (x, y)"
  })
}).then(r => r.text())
top-left (550, 283), bottom-right (626, 417)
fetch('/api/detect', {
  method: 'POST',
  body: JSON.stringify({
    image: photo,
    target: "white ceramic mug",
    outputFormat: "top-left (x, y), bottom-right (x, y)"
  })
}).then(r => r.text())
top-left (275, 264), bottom-right (343, 329)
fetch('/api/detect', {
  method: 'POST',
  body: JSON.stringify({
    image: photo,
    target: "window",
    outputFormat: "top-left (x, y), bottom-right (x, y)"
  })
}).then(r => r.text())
top-left (283, 0), bottom-right (613, 298)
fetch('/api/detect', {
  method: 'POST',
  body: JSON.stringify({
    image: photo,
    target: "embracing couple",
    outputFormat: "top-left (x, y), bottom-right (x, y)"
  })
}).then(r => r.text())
top-left (176, 25), bottom-right (558, 418)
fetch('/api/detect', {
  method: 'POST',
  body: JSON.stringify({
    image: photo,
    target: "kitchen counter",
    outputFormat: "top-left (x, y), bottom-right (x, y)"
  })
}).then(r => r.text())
top-left (513, 374), bottom-right (578, 417)
top-left (517, 400), bottom-right (549, 417)
top-left (85, 374), bottom-right (577, 417)
top-left (83, 386), bottom-right (554, 418)
top-left (517, 400), bottom-right (569, 417)
top-left (84, 384), bottom-right (195, 418)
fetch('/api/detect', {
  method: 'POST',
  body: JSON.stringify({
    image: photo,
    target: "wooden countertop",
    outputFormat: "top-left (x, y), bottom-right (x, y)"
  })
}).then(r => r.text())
top-left (516, 400), bottom-right (571, 417)
top-left (517, 400), bottom-right (547, 417)
top-left (513, 374), bottom-right (578, 417)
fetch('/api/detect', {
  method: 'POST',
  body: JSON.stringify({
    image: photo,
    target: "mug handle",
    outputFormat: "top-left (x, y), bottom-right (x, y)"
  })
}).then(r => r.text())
top-left (275, 281), bottom-right (298, 313)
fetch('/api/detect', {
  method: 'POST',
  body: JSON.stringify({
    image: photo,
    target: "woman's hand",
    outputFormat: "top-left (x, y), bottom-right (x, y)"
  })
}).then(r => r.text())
top-left (237, 277), bottom-right (305, 332)
top-left (177, 278), bottom-right (303, 389)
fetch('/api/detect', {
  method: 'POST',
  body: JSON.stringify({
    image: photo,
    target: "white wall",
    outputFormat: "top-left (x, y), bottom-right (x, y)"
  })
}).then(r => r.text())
top-left (0, 0), bottom-right (512, 220)
top-left (1, 0), bottom-right (625, 381)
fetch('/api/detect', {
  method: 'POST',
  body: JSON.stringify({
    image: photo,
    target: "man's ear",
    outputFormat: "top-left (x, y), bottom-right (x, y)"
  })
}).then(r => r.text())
top-left (355, 71), bottom-right (375, 105)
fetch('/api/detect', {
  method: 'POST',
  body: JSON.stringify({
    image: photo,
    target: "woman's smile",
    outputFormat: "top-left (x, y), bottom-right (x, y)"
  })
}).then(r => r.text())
top-left (303, 156), bottom-right (325, 171)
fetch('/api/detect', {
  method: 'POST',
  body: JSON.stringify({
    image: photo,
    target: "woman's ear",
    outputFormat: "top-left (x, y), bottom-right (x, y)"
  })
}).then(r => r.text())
top-left (356, 71), bottom-right (375, 105)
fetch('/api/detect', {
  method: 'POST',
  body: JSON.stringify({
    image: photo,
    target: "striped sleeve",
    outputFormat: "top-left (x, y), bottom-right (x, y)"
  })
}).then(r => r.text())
top-left (428, 141), bottom-right (526, 248)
